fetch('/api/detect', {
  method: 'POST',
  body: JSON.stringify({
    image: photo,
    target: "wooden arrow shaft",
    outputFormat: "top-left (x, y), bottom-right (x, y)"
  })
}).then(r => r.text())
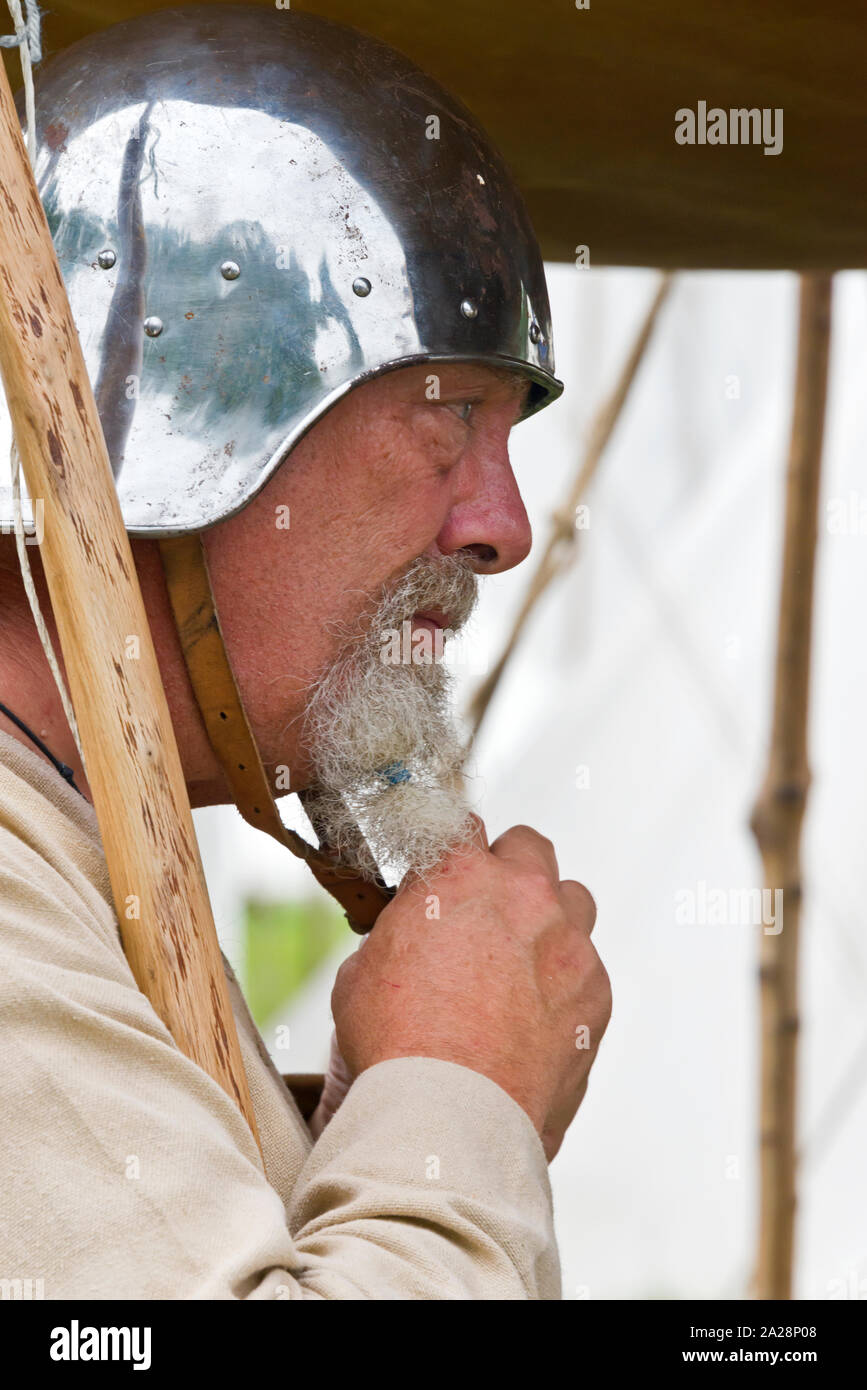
top-left (0, 57), bottom-right (261, 1151)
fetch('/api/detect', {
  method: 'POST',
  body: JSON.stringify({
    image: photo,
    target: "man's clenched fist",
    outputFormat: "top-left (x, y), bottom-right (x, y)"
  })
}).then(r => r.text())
top-left (325, 818), bottom-right (611, 1161)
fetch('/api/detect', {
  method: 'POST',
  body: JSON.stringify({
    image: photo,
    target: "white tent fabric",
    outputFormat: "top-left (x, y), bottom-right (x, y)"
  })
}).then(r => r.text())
top-left (196, 266), bottom-right (867, 1299)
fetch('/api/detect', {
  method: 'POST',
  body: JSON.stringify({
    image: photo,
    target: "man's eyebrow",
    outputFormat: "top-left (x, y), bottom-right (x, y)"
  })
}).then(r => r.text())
top-left (441, 366), bottom-right (531, 400)
top-left (494, 373), bottom-right (533, 417)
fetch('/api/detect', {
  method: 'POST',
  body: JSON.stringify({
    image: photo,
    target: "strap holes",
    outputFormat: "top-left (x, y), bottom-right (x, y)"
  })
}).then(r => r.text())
top-left (238, 762), bottom-right (246, 771)
top-left (219, 711), bottom-right (228, 720)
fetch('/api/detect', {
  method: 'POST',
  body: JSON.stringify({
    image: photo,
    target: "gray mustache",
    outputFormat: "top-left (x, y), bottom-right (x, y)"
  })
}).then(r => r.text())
top-left (374, 555), bottom-right (478, 635)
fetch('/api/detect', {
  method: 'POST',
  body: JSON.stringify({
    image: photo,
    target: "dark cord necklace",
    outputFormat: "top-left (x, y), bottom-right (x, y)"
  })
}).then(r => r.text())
top-left (0, 700), bottom-right (83, 796)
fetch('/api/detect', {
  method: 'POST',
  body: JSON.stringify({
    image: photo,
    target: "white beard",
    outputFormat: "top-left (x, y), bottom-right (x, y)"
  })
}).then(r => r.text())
top-left (301, 554), bottom-right (478, 884)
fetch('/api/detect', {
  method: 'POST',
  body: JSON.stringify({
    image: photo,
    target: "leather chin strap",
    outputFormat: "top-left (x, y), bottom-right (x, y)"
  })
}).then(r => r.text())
top-left (158, 534), bottom-right (394, 935)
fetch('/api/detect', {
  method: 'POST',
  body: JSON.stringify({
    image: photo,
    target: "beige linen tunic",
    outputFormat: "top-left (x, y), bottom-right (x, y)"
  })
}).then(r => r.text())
top-left (0, 730), bottom-right (560, 1299)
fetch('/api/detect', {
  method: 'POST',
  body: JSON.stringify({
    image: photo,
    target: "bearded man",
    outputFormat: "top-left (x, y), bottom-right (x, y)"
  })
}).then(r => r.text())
top-left (0, 5), bottom-right (610, 1300)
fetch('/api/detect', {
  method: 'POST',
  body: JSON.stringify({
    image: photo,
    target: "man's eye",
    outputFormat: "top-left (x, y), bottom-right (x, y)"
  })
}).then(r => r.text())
top-left (445, 401), bottom-right (474, 424)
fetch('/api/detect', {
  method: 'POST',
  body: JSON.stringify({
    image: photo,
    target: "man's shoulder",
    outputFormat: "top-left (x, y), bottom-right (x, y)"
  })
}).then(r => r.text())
top-left (0, 729), bottom-right (122, 972)
top-left (0, 733), bottom-right (190, 1102)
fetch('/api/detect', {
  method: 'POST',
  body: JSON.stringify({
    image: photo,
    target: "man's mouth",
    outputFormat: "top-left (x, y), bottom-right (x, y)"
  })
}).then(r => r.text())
top-left (411, 609), bottom-right (450, 637)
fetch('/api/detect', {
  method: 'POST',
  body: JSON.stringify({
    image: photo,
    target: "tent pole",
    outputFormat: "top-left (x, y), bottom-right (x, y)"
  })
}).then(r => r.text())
top-left (750, 272), bottom-right (832, 1298)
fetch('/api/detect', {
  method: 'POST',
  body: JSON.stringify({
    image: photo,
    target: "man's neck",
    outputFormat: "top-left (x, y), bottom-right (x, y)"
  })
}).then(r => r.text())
top-left (0, 548), bottom-right (287, 811)
top-left (0, 650), bottom-right (230, 808)
top-left (0, 628), bottom-right (93, 800)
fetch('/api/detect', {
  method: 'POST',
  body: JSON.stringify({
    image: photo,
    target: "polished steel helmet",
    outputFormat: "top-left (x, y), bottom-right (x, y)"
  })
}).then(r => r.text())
top-left (0, 3), bottom-right (561, 535)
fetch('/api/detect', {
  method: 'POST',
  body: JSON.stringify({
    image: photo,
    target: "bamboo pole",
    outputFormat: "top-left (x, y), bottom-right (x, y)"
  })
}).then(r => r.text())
top-left (750, 272), bottom-right (832, 1299)
top-left (0, 48), bottom-right (261, 1151)
top-left (467, 273), bottom-right (673, 737)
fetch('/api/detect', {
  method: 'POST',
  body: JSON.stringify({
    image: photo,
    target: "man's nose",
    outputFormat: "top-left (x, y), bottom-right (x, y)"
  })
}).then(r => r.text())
top-left (434, 452), bottom-right (532, 574)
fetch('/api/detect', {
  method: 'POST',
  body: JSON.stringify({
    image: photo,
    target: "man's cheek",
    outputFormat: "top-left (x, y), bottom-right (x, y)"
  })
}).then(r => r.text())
top-left (411, 413), bottom-right (466, 480)
top-left (374, 408), bottom-right (463, 481)
top-left (352, 511), bottom-right (440, 586)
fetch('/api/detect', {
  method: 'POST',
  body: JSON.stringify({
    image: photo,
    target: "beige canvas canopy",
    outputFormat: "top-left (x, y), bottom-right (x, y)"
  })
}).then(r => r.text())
top-left (3, 0), bottom-right (863, 268)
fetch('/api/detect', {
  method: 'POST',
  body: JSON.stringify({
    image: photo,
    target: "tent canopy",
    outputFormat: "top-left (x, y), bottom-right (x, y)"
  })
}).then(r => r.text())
top-left (4, 0), bottom-right (864, 268)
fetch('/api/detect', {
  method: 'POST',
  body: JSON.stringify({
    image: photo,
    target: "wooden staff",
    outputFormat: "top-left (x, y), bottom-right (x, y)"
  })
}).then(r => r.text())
top-left (0, 52), bottom-right (261, 1152)
top-left (750, 272), bottom-right (832, 1298)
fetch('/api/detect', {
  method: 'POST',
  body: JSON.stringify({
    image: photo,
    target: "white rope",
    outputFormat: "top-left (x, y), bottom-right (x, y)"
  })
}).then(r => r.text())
top-left (0, 0), bottom-right (40, 62)
top-left (3, 0), bottom-right (83, 760)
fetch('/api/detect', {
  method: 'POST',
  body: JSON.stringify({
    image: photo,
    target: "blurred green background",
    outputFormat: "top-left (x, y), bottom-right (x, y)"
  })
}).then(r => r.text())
top-left (243, 896), bottom-right (349, 1028)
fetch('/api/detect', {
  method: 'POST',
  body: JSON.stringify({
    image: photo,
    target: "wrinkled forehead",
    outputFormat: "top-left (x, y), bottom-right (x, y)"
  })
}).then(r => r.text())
top-left (350, 359), bottom-right (532, 403)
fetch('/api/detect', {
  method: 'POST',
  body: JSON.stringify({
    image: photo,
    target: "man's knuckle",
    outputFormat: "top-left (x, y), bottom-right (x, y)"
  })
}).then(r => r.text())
top-left (594, 962), bottom-right (613, 1019)
top-left (520, 869), bottom-right (560, 910)
top-left (577, 884), bottom-right (598, 923)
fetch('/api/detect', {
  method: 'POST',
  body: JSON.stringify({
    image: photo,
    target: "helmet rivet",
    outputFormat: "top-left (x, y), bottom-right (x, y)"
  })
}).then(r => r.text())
top-left (352, 276), bottom-right (372, 297)
top-left (529, 321), bottom-right (543, 344)
top-left (143, 316), bottom-right (164, 338)
top-left (220, 260), bottom-right (241, 281)
top-left (97, 248), bottom-right (116, 269)
top-left (460, 298), bottom-right (478, 319)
